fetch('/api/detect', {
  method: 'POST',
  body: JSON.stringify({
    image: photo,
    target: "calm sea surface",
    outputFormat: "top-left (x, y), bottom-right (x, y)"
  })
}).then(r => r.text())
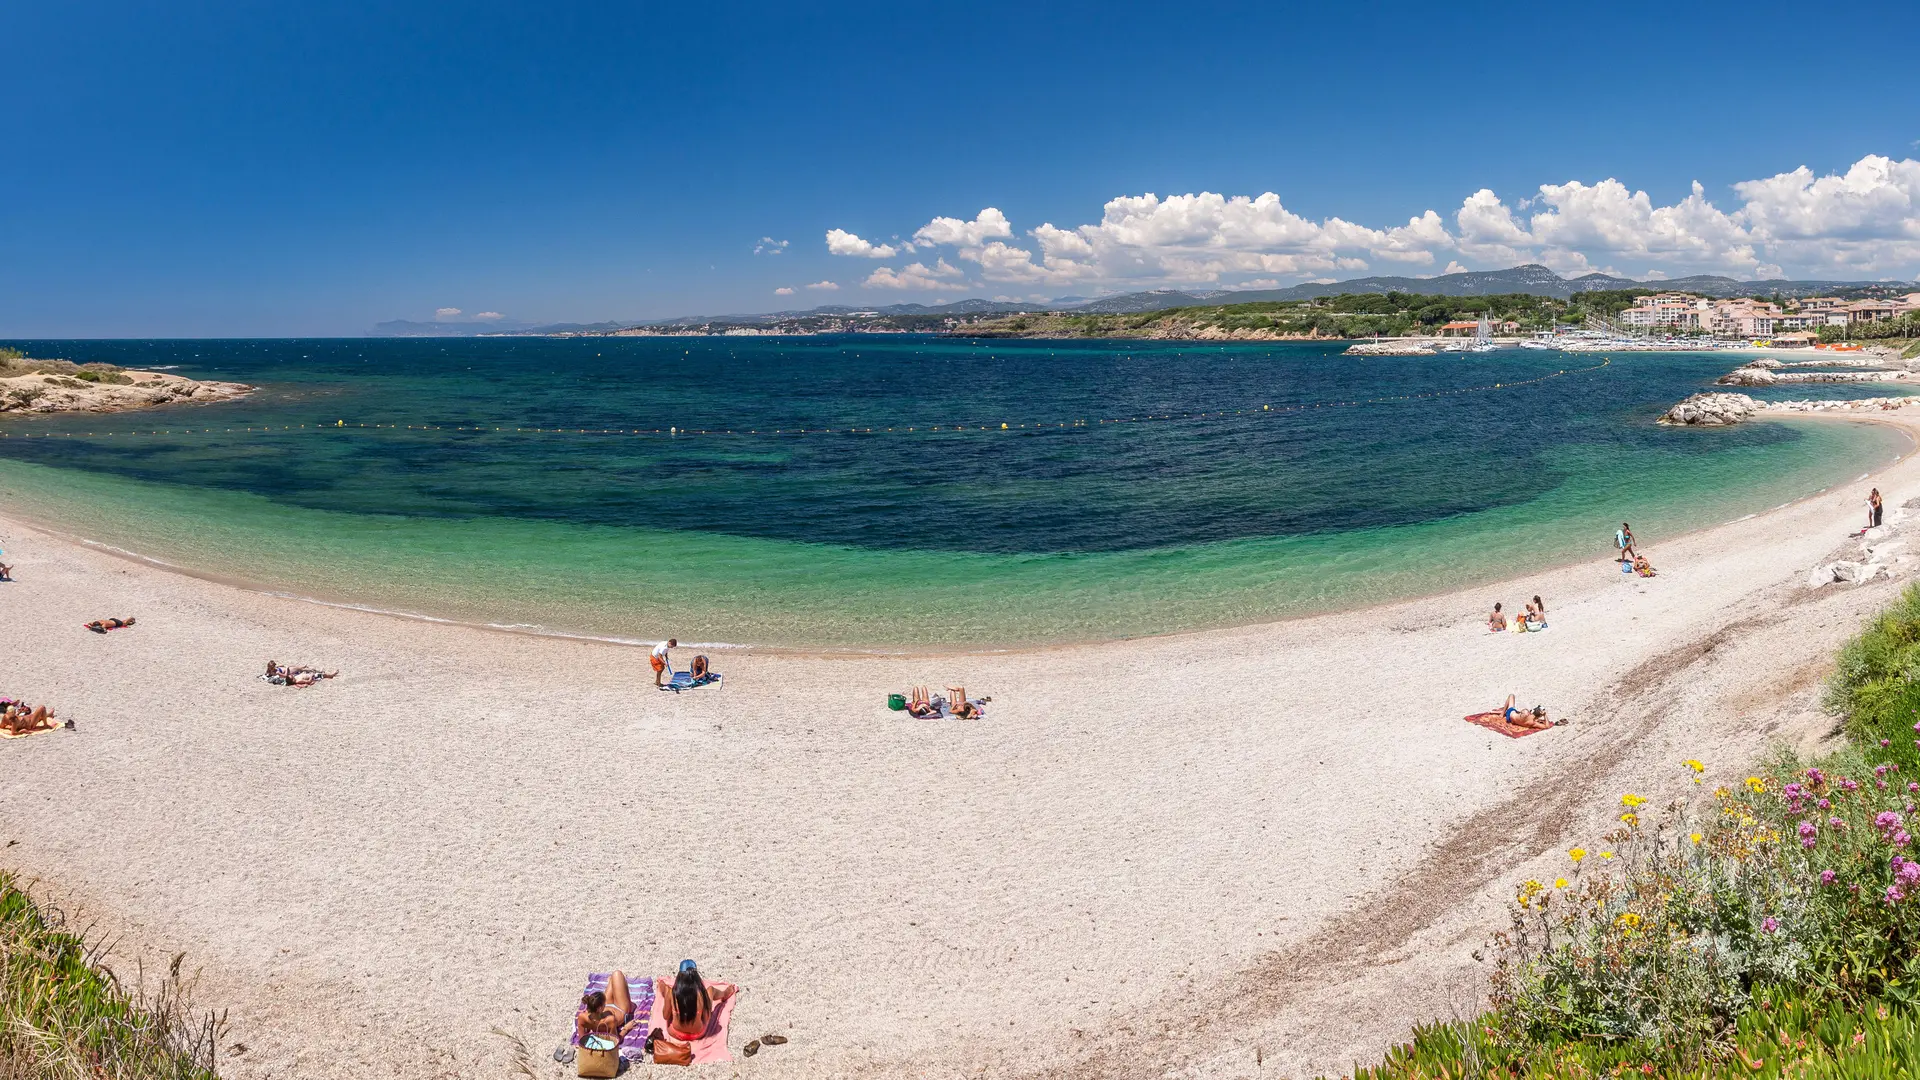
top-left (0, 337), bottom-right (1904, 648)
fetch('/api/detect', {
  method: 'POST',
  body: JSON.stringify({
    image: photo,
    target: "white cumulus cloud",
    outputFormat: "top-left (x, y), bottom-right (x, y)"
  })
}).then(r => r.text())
top-left (474, 311), bottom-right (503, 321)
top-left (755, 237), bottom-right (789, 255)
top-left (774, 286), bottom-right (795, 295)
top-left (825, 229), bottom-right (898, 258)
top-left (831, 153), bottom-right (1920, 295)
top-left (805, 280), bottom-right (839, 291)
top-left (866, 259), bottom-right (965, 290)
top-left (435, 307), bottom-right (462, 320)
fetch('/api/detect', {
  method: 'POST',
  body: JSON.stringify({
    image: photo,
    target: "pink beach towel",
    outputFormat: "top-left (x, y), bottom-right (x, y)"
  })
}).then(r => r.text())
top-left (646, 979), bottom-right (741, 1064)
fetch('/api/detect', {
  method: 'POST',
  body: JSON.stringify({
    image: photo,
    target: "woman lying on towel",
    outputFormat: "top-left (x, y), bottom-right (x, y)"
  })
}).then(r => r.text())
top-left (1501, 694), bottom-right (1561, 730)
top-left (655, 961), bottom-right (738, 1043)
top-left (576, 970), bottom-right (643, 1048)
top-left (947, 686), bottom-right (990, 720)
top-left (265, 661), bottom-right (339, 686)
top-left (84, 617), bottom-right (135, 633)
top-left (2, 703), bottom-right (57, 736)
top-left (905, 685), bottom-right (941, 719)
top-left (1633, 554), bottom-right (1658, 577)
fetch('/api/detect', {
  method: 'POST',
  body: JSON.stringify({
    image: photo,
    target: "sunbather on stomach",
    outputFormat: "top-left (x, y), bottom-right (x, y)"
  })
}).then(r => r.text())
top-left (576, 970), bottom-right (640, 1047)
top-left (656, 961), bottom-right (737, 1042)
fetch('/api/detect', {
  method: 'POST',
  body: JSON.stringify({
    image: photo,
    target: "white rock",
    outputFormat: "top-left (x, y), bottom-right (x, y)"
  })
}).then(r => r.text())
top-left (1808, 563), bottom-right (1837, 588)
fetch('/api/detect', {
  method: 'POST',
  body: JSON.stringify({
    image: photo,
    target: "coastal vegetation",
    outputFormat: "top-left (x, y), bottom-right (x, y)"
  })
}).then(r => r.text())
top-left (1819, 313), bottom-right (1920, 359)
top-left (0, 870), bottom-right (223, 1078)
top-left (956, 290), bottom-right (1653, 340)
top-left (1346, 584), bottom-right (1920, 1078)
top-left (0, 349), bottom-right (135, 385)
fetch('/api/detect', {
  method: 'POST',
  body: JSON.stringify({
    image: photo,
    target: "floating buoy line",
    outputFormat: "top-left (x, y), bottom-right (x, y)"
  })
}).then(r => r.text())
top-left (0, 359), bottom-right (1608, 441)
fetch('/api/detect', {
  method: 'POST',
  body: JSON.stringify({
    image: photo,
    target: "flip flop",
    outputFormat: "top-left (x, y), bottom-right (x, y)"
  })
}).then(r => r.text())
top-left (552, 1045), bottom-right (576, 1064)
top-left (743, 1040), bottom-right (761, 1057)
top-left (761, 1034), bottom-right (788, 1045)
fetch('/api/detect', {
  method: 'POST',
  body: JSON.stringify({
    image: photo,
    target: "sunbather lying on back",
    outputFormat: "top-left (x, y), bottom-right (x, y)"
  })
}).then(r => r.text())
top-left (947, 686), bottom-right (989, 720)
top-left (1633, 555), bottom-right (1657, 577)
top-left (576, 970), bottom-right (641, 1048)
top-left (85, 617), bottom-right (134, 633)
top-left (1501, 694), bottom-right (1555, 730)
top-left (905, 686), bottom-right (940, 719)
top-left (3, 703), bottom-right (56, 735)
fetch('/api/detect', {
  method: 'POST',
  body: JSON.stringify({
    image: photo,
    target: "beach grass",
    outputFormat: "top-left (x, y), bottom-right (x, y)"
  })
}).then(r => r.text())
top-left (1342, 583), bottom-right (1920, 1078)
top-left (0, 870), bottom-right (223, 1079)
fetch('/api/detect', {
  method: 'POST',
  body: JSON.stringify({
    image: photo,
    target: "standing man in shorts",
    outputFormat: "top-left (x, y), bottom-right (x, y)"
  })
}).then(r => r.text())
top-left (652, 638), bottom-right (677, 687)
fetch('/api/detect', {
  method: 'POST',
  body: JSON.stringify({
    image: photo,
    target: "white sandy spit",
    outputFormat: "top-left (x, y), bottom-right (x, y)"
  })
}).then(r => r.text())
top-left (2, 415), bottom-right (1918, 1079)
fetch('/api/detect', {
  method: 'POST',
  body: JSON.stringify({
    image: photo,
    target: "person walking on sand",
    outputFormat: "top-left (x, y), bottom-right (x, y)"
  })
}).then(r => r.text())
top-left (1870, 488), bottom-right (1884, 529)
top-left (651, 638), bottom-right (677, 687)
top-left (1615, 522), bottom-right (1637, 564)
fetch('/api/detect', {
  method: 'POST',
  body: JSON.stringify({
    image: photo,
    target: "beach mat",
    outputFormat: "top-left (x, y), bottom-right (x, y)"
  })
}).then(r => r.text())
top-left (0, 723), bottom-right (62, 740)
top-left (658, 671), bottom-right (722, 693)
top-left (643, 979), bottom-right (741, 1064)
top-left (567, 973), bottom-right (657, 1061)
top-left (1464, 711), bottom-right (1548, 739)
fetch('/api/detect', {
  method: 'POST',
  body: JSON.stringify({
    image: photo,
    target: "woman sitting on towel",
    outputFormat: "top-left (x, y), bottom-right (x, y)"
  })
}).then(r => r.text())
top-left (1501, 694), bottom-right (1555, 730)
top-left (576, 971), bottom-right (642, 1047)
top-left (85, 617), bottom-right (134, 633)
top-left (655, 960), bottom-right (737, 1043)
top-left (1530, 595), bottom-right (1547, 629)
top-left (1487, 603), bottom-right (1507, 632)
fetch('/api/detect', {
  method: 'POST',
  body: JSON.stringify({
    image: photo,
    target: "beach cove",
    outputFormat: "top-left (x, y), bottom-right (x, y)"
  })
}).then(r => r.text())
top-left (3, 400), bottom-right (1919, 1077)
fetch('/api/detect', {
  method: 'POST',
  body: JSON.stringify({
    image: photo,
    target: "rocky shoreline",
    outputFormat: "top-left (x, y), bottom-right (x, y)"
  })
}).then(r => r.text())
top-left (1662, 347), bottom-right (1920, 426)
top-left (0, 366), bottom-right (252, 416)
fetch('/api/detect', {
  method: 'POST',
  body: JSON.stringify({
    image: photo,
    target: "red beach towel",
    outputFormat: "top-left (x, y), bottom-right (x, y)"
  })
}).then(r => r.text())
top-left (1463, 711), bottom-right (1548, 739)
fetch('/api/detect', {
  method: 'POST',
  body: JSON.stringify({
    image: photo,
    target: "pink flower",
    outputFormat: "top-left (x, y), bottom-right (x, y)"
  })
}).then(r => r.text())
top-left (1888, 885), bottom-right (1906, 904)
top-left (1821, 869), bottom-right (1837, 885)
top-left (1884, 739), bottom-right (1894, 748)
top-left (1820, 798), bottom-right (1832, 810)
top-left (1899, 860), bottom-right (1920, 886)
top-left (1910, 782), bottom-right (1919, 793)
top-left (1799, 821), bottom-right (1819, 848)
top-left (1761, 917), bottom-right (1778, 932)
top-left (1841, 778), bottom-right (1860, 792)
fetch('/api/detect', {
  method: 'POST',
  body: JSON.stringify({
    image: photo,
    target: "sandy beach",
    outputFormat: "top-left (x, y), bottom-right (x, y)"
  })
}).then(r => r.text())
top-left (2, 414), bottom-right (1917, 1079)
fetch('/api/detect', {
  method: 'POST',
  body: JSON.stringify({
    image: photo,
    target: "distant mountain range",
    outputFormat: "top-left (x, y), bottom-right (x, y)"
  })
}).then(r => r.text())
top-left (368, 265), bottom-right (1918, 335)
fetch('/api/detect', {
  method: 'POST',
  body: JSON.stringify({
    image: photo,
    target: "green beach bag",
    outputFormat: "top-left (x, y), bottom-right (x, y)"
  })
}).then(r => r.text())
top-left (886, 693), bottom-right (907, 711)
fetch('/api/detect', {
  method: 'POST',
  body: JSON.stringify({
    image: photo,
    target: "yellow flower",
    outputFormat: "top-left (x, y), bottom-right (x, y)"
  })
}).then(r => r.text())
top-left (1555, 878), bottom-right (1569, 889)
top-left (1600, 851), bottom-right (1615, 860)
top-left (1615, 912), bottom-right (1642, 930)
top-left (1714, 786), bottom-right (1732, 799)
top-left (1689, 832), bottom-right (1704, 844)
top-left (1621, 793), bottom-right (1648, 808)
top-left (1620, 811), bottom-right (1641, 827)
top-left (1684, 759), bottom-right (1705, 774)
top-left (1569, 847), bottom-right (1587, 864)
top-left (1745, 776), bottom-right (1767, 794)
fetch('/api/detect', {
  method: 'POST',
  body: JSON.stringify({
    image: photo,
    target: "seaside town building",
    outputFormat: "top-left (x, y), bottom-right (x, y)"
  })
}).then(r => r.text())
top-left (1623, 292), bottom-right (1918, 339)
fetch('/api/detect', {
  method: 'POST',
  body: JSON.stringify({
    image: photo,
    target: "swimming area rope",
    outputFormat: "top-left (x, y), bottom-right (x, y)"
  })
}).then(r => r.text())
top-left (0, 359), bottom-right (1609, 441)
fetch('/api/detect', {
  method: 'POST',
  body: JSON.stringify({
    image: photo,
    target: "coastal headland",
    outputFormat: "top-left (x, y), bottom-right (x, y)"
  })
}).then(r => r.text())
top-left (2, 407), bottom-right (1916, 1078)
top-left (0, 351), bottom-right (251, 416)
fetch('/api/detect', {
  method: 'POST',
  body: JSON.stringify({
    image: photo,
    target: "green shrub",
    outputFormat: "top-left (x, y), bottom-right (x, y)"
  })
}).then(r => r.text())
top-left (0, 870), bottom-right (224, 1078)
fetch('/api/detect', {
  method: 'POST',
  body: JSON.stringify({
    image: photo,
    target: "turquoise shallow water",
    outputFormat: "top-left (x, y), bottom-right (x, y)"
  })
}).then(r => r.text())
top-left (0, 337), bottom-right (1905, 648)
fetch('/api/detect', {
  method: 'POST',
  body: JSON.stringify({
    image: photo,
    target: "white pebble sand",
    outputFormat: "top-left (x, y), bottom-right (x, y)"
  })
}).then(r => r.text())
top-left (1, 414), bottom-right (1916, 1079)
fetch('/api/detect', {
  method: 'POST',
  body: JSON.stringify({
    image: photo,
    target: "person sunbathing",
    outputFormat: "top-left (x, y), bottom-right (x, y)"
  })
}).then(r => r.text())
top-left (0, 560), bottom-right (13, 581)
top-left (1487, 602), bottom-right (1507, 632)
top-left (946, 686), bottom-right (989, 720)
top-left (3, 703), bottom-right (56, 736)
top-left (1530, 595), bottom-right (1547, 628)
top-left (85, 617), bottom-right (135, 633)
top-left (1501, 694), bottom-right (1555, 730)
top-left (654, 961), bottom-right (737, 1043)
top-left (575, 971), bottom-right (641, 1048)
top-left (1633, 554), bottom-right (1657, 577)
top-left (905, 685), bottom-right (941, 719)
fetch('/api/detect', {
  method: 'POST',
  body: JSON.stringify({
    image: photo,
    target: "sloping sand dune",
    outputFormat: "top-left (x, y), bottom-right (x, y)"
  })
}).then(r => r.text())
top-left (0, 417), bottom-right (1913, 1079)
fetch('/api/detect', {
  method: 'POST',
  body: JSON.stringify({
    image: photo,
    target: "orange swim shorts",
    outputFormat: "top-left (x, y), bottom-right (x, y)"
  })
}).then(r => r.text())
top-left (650, 655), bottom-right (666, 673)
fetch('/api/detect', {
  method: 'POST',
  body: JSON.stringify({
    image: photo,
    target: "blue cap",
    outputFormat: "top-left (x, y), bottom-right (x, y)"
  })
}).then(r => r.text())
top-left (678, 959), bottom-right (697, 973)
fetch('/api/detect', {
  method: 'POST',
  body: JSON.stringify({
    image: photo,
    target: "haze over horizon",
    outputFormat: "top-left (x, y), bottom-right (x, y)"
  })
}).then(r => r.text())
top-left (3, 0), bottom-right (1918, 337)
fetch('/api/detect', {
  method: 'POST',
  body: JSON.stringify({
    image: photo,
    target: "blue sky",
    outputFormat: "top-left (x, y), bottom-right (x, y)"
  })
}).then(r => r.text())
top-left (3, 0), bottom-right (1917, 336)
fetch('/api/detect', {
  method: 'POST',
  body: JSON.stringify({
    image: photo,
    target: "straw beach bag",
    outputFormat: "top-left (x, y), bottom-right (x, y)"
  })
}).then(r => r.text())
top-left (575, 1035), bottom-right (620, 1078)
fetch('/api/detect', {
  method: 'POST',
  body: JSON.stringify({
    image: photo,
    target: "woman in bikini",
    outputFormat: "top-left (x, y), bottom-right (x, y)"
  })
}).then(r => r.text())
top-left (85, 617), bottom-right (135, 633)
top-left (575, 971), bottom-right (641, 1049)
top-left (1487, 602), bottom-right (1507, 632)
top-left (3, 703), bottom-right (55, 736)
top-left (905, 686), bottom-right (940, 719)
top-left (654, 961), bottom-right (737, 1044)
top-left (1530, 595), bottom-right (1547, 629)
